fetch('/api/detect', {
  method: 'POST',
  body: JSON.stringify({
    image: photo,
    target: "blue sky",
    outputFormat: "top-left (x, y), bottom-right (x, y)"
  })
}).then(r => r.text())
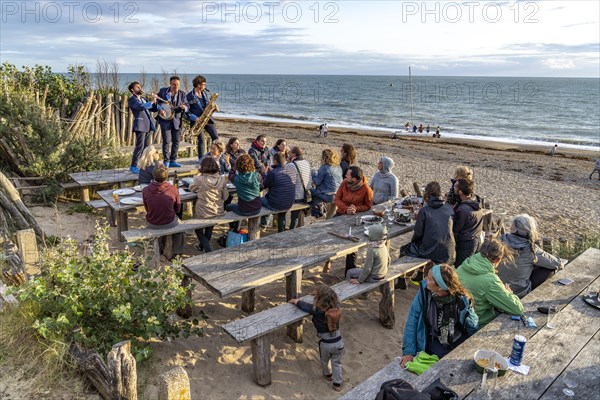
top-left (1, 0), bottom-right (599, 77)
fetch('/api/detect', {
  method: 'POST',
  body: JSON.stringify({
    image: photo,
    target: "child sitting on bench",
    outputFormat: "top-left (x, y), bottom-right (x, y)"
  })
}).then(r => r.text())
top-left (347, 224), bottom-right (390, 284)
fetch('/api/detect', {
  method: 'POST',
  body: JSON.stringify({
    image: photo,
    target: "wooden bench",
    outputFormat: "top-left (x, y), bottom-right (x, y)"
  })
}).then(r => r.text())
top-left (86, 199), bottom-right (116, 226)
top-left (121, 203), bottom-right (310, 267)
top-left (221, 256), bottom-right (431, 386)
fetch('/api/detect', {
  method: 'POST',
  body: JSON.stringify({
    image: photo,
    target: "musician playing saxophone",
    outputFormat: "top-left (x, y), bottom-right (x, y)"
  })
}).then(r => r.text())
top-left (186, 75), bottom-right (219, 161)
top-left (156, 76), bottom-right (187, 168)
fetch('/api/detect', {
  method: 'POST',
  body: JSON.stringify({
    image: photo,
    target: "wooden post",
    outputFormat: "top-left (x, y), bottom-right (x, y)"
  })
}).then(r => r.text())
top-left (117, 211), bottom-right (128, 242)
top-left (286, 269), bottom-right (303, 342)
top-left (127, 104), bottom-right (134, 146)
top-left (120, 95), bottom-right (127, 146)
top-left (251, 336), bottom-right (272, 386)
top-left (80, 187), bottom-right (90, 204)
top-left (151, 238), bottom-right (161, 269)
top-left (0, 172), bottom-right (45, 241)
top-left (106, 93), bottom-right (113, 146)
top-left (241, 289), bottom-right (255, 313)
top-left (95, 94), bottom-right (102, 143)
top-left (107, 341), bottom-right (137, 400)
top-left (61, 98), bottom-right (69, 119)
top-left (86, 98), bottom-right (100, 142)
top-left (412, 182), bottom-right (422, 198)
top-left (15, 228), bottom-right (38, 268)
top-left (113, 100), bottom-right (119, 146)
top-left (247, 217), bottom-right (260, 241)
top-left (298, 209), bottom-right (305, 227)
top-left (163, 235), bottom-right (173, 261)
top-left (378, 281), bottom-right (395, 329)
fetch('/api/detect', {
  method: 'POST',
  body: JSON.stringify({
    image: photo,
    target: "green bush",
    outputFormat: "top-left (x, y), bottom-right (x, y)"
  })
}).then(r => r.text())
top-left (11, 224), bottom-right (204, 361)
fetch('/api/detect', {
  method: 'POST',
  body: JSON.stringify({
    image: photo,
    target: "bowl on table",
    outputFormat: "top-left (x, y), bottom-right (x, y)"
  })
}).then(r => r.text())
top-left (361, 216), bottom-right (383, 226)
top-left (473, 349), bottom-right (509, 377)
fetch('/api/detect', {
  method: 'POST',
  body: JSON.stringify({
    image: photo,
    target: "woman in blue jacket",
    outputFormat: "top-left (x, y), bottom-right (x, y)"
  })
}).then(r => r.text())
top-left (400, 264), bottom-right (479, 367)
top-left (310, 148), bottom-right (343, 218)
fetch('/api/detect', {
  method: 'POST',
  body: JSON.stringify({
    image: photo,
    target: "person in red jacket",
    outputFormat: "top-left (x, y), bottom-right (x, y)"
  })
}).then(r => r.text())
top-left (334, 166), bottom-right (374, 273)
top-left (142, 164), bottom-right (183, 259)
top-left (334, 166), bottom-right (373, 215)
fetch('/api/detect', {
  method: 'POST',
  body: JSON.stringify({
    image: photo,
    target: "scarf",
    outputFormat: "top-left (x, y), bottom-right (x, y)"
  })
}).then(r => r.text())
top-left (427, 293), bottom-right (459, 349)
top-left (349, 177), bottom-right (364, 192)
top-left (253, 140), bottom-right (264, 150)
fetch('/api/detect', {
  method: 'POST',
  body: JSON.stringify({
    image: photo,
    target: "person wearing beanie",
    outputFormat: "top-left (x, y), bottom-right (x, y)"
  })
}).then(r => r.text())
top-left (370, 156), bottom-right (399, 205)
top-left (347, 224), bottom-right (390, 284)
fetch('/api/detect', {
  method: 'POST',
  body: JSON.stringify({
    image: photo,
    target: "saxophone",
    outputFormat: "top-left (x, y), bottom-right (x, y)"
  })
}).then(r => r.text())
top-left (191, 92), bottom-right (219, 136)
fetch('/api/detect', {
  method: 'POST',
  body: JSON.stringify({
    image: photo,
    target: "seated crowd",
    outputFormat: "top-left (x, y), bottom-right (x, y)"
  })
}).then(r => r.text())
top-left (140, 134), bottom-right (563, 387)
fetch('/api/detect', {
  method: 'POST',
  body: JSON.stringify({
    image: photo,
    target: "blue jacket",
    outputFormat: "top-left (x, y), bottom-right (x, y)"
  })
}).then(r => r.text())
top-left (128, 95), bottom-right (156, 132)
top-left (311, 164), bottom-right (343, 203)
top-left (402, 280), bottom-right (479, 357)
top-left (262, 164), bottom-right (295, 211)
top-left (156, 87), bottom-right (187, 130)
top-left (185, 89), bottom-right (214, 127)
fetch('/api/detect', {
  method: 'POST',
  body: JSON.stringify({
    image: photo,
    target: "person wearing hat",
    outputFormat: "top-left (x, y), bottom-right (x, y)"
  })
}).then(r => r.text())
top-left (370, 156), bottom-right (399, 205)
top-left (400, 264), bottom-right (479, 369)
top-left (347, 224), bottom-right (390, 284)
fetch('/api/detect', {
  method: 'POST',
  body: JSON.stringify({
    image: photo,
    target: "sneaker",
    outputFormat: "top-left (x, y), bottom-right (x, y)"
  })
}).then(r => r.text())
top-left (194, 243), bottom-right (204, 253)
top-left (169, 161), bottom-right (182, 168)
top-left (395, 279), bottom-right (407, 290)
top-left (129, 166), bottom-right (139, 174)
top-left (163, 161), bottom-right (169, 167)
top-left (324, 374), bottom-right (333, 381)
top-left (333, 383), bottom-right (342, 392)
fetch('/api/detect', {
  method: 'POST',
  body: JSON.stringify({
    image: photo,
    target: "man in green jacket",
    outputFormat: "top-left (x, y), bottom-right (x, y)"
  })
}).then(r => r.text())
top-left (457, 239), bottom-right (524, 327)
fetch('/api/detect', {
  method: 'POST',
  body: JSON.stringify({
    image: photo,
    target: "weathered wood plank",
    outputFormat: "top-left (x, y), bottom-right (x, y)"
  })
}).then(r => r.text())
top-left (286, 269), bottom-right (303, 342)
top-left (340, 358), bottom-right (413, 400)
top-left (222, 257), bottom-right (429, 343)
top-left (251, 336), bottom-right (271, 386)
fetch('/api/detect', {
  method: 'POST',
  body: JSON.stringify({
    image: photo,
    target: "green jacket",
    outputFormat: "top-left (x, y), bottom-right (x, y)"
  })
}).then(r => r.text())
top-left (358, 245), bottom-right (389, 283)
top-left (457, 253), bottom-right (524, 327)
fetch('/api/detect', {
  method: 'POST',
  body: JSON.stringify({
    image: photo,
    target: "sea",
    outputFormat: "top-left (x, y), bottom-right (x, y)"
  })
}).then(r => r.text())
top-left (115, 74), bottom-right (600, 151)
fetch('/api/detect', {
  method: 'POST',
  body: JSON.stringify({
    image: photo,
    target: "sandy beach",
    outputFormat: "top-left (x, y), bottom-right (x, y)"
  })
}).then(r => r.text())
top-left (8, 116), bottom-right (600, 400)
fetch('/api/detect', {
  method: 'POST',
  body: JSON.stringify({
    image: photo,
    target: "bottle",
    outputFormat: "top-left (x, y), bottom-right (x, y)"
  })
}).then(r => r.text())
top-left (173, 171), bottom-right (179, 188)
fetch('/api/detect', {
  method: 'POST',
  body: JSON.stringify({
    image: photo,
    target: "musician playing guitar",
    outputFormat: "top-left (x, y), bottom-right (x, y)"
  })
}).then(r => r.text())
top-left (156, 76), bottom-right (187, 168)
top-left (186, 75), bottom-right (219, 161)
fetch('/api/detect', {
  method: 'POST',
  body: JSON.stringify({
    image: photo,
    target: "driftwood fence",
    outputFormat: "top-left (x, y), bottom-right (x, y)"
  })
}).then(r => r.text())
top-left (67, 91), bottom-right (195, 148)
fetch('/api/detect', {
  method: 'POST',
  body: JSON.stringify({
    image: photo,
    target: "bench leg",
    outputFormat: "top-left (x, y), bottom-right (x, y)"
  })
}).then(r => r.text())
top-left (106, 208), bottom-right (116, 227)
top-left (247, 217), bottom-right (260, 241)
top-left (152, 238), bottom-right (161, 269)
top-left (187, 146), bottom-right (193, 158)
top-left (298, 210), bottom-right (305, 227)
top-left (242, 289), bottom-right (255, 313)
top-left (286, 269), bottom-right (303, 343)
top-left (184, 202), bottom-right (193, 217)
top-left (164, 235), bottom-right (173, 260)
top-left (251, 336), bottom-right (272, 386)
top-left (378, 281), bottom-right (395, 329)
top-left (80, 187), bottom-right (90, 204)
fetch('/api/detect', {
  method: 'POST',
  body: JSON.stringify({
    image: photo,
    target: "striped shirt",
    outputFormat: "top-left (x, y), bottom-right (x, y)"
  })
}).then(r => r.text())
top-left (286, 158), bottom-right (312, 201)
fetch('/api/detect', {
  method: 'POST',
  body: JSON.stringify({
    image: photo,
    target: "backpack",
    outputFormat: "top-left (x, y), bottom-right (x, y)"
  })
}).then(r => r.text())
top-left (375, 379), bottom-right (429, 400)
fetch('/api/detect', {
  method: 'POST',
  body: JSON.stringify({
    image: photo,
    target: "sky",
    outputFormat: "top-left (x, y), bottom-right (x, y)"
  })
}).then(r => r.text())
top-left (0, 0), bottom-right (599, 77)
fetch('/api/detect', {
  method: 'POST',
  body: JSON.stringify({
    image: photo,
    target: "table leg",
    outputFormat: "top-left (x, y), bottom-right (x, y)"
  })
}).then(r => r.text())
top-left (80, 187), bottom-right (90, 204)
top-left (242, 289), bottom-right (255, 313)
top-left (286, 269), bottom-right (303, 342)
top-left (379, 281), bottom-right (395, 329)
top-left (248, 217), bottom-right (260, 241)
top-left (251, 336), bottom-right (271, 386)
top-left (117, 211), bottom-right (128, 242)
top-left (298, 209), bottom-right (305, 227)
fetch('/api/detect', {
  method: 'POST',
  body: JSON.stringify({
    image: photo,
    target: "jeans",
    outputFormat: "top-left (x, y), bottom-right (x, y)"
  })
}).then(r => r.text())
top-left (160, 122), bottom-right (182, 162)
top-left (455, 237), bottom-right (482, 268)
top-left (196, 122), bottom-right (219, 157)
top-left (195, 226), bottom-right (213, 252)
top-left (131, 130), bottom-right (151, 167)
top-left (225, 203), bottom-right (260, 231)
top-left (261, 197), bottom-right (286, 233)
top-left (288, 199), bottom-right (304, 230)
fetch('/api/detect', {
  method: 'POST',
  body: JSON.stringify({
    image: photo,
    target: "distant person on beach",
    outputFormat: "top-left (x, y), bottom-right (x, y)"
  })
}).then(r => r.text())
top-left (453, 179), bottom-right (484, 268)
top-left (289, 285), bottom-right (344, 392)
top-left (405, 122), bottom-right (411, 131)
top-left (426, 125), bottom-right (430, 134)
top-left (435, 126), bottom-right (441, 138)
top-left (127, 81), bottom-right (157, 174)
top-left (137, 145), bottom-right (160, 185)
top-left (418, 124), bottom-right (424, 133)
top-left (413, 124), bottom-right (418, 133)
top-left (447, 166), bottom-right (474, 209)
top-left (590, 158), bottom-right (600, 180)
top-left (457, 239), bottom-right (524, 328)
top-left (318, 123), bottom-right (328, 138)
top-left (496, 214), bottom-right (562, 298)
top-left (370, 156), bottom-right (399, 205)
top-left (339, 143), bottom-right (356, 177)
top-left (391, 131), bottom-right (400, 139)
top-left (550, 144), bottom-right (558, 156)
top-left (156, 76), bottom-right (187, 168)
top-left (186, 75), bottom-right (219, 160)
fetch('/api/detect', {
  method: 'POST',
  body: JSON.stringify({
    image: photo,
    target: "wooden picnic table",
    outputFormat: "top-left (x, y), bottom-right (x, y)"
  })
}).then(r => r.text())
top-left (68, 157), bottom-right (200, 203)
top-left (97, 181), bottom-right (236, 241)
top-left (182, 213), bottom-right (415, 312)
top-left (341, 247), bottom-right (600, 399)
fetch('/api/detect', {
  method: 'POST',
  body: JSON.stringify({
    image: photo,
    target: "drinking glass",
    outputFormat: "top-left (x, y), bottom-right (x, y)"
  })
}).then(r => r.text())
top-left (562, 370), bottom-right (578, 397)
top-left (546, 306), bottom-right (557, 329)
top-left (473, 359), bottom-right (497, 400)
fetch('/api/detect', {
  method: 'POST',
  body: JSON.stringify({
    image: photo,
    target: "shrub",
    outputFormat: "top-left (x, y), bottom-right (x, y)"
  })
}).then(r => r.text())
top-left (11, 224), bottom-right (204, 361)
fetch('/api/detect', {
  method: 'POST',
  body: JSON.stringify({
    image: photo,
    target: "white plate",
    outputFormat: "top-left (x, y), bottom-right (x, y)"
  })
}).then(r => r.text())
top-left (133, 184), bottom-right (147, 192)
top-left (120, 197), bottom-right (143, 205)
top-left (178, 188), bottom-right (189, 195)
top-left (226, 183), bottom-right (236, 189)
top-left (113, 188), bottom-right (135, 196)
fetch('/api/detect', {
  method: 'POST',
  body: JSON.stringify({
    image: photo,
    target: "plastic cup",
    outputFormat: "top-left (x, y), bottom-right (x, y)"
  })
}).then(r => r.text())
top-left (546, 306), bottom-right (557, 329)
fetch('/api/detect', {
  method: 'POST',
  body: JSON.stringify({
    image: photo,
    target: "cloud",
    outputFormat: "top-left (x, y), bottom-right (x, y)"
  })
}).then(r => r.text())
top-left (542, 59), bottom-right (576, 69)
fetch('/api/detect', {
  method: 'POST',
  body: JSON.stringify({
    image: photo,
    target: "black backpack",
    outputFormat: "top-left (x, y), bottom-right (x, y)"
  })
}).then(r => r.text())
top-left (375, 379), bottom-right (429, 400)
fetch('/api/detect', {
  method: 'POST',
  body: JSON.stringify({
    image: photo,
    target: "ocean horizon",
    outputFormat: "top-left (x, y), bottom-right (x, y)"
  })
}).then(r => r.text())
top-left (110, 73), bottom-right (600, 151)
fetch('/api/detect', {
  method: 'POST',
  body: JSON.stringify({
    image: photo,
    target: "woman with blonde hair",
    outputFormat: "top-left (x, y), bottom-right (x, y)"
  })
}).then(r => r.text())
top-left (457, 238), bottom-right (524, 327)
top-left (137, 145), bottom-right (160, 184)
top-left (310, 148), bottom-right (343, 218)
top-left (497, 214), bottom-right (562, 297)
top-left (400, 263), bottom-right (478, 368)
top-left (447, 165), bottom-right (473, 207)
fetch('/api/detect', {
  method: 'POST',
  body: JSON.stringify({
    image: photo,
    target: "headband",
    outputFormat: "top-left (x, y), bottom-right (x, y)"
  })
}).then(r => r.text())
top-left (431, 265), bottom-right (449, 291)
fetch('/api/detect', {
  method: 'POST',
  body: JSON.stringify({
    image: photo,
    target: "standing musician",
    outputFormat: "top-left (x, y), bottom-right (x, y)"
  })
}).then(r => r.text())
top-left (128, 81), bottom-right (157, 174)
top-left (156, 76), bottom-right (187, 168)
top-left (186, 75), bottom-right (219, 160)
